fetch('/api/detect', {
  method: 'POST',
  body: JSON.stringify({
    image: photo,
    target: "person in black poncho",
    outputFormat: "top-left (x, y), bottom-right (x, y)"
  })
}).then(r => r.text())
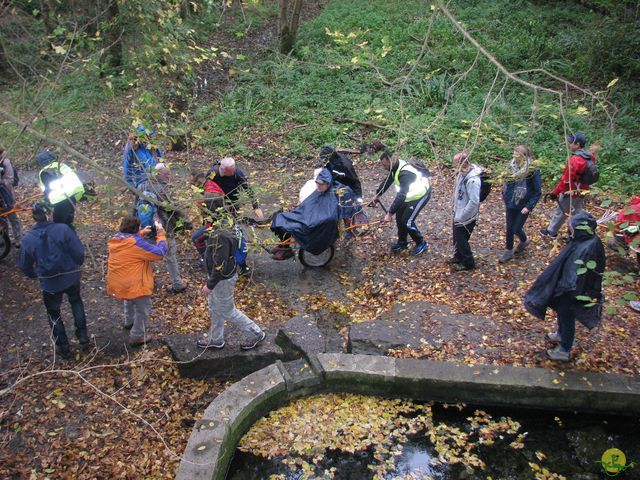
top-left (319, 146), bottom-right (363, 201)
top-left (524, 212), bottom-right (605, 362)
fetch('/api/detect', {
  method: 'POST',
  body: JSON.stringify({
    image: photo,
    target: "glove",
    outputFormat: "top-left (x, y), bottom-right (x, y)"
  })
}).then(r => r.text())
top-left (544, 192), bottom-right (558, 202)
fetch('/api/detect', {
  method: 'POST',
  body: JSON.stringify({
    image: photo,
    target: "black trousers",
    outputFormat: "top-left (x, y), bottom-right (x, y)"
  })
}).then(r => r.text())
top-left (453, 220), bottom-right (476, 268)
top-left (396, 191), bottom-right (430, 244)
top-left (42, 282), bottom-right (87, 351)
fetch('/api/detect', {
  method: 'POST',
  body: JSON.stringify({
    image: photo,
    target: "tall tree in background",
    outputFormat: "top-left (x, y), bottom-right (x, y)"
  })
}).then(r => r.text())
top-left (103, 0), bottom-right (123, 71)
top-left (279, 0), bottom-right (303, 54)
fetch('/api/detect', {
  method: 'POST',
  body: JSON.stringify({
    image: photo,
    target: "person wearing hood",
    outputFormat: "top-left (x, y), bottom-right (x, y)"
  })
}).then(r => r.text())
top-left (540, 132), bottom-right (599, 239)
top-left (499, 145), bottom-right (542, 263)
top-left (19, 203), bottom-right (89, 358)
top-left (123, 124), bottom-right (163, 189)
top-left (449, 151), bottom-right (482, 270)
top-left (319, 146), bottom-right (363, 201)
top-left (271, 168), bottom-right (339, 260)
top-left (524, 212), bottom-right (605, 361)
top-left (369, 150), bottom-right (430, 256)
top-left (37, 150), bottom-right (85, 226)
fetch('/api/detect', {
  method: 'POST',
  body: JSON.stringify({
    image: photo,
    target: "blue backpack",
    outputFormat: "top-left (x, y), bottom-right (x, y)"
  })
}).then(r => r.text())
top-left (136, 193), bottom-right (158, 228)
top-left (234, 227), bottom-right (248, 265)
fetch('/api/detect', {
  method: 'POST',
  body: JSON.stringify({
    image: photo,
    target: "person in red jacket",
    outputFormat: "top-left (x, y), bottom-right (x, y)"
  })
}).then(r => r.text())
top-left (540, 132), bottom-right (600, 239)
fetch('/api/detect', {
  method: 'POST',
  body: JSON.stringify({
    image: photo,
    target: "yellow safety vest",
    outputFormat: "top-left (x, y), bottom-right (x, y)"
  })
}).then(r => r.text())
top-left (39, 162), bottom-right (85, 205)
top-left (393, 160), bottom-right (429, 202)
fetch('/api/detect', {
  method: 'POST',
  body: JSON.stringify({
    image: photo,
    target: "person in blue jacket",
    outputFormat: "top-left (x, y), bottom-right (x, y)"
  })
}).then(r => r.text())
top-left (499, 145), bottom-right (542, 263)
top-left (19, 203), bottom-right (89, 358)
top-left (123, 124), bottom-right (163, 189)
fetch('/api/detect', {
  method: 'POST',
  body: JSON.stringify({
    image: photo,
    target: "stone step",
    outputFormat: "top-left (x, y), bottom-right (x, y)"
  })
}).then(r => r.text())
top-left (164, 332), bottom-right (288, 379)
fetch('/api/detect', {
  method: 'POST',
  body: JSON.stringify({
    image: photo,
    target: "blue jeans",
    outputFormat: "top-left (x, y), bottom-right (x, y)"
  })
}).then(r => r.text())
top-left (42, 282), bottom-right (87, 352)
top-left (505, 207), bottom-right (529, 250)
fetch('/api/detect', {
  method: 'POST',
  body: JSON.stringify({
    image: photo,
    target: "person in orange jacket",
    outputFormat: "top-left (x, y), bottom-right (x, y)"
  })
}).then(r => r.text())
top-left (106, 215), bottom-right (167, 346)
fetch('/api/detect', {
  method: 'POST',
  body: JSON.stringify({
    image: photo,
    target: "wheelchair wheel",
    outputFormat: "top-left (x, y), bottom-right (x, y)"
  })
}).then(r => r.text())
top-left (298, 245), bottom-right (335, 268)
top-left (0, 228), bottom-right (11, 260)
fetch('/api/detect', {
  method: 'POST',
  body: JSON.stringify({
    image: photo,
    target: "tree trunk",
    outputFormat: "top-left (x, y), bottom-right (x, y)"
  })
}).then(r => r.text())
top-left (39, 0), bottom-right (53, 37)
top-left (279, 0), bottom-right (303, 54)
top-left (180, 0), bottom-right (199, 20)
top-left (103, 0), bottom-right (122, 71)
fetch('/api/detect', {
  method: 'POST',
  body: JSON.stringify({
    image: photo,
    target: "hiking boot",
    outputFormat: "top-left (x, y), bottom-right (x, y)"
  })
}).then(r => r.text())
top-left (197, 337), bottom-right (226, 349)
top-left (445, 256), bottom-right (461, 264)
top-left (167, 285), bottom-right (187, 295)
top-left (546, 331), bottom-right (562, 344)
top-left (629, 301), bottom-right (640, 313)
top-left (272, 249), bottom-right (294, 261)
top-left (76, 330), bottom-right (90, 345)
top-left (241, 331), bottom-right (266, 350)
top-left (390, 241), bottom-right (409, 252)
top-left (546, 346), bottom-right (570, 362)
top-left (514, 239), bottom-right (531, 255)
top-left (539, 228), bottom-right (557, 239)
top-left (129, 335), bottom-right (150, 347)
top-left (55, 345), bottom-right (73, 360)
top-left (498, 249), bottom-right (514, 263)
top-left (238, 264), bottom-right (252, 277)
top-left (453, 263), bottom-right (475, 271)
top-left (412, 241), bottom-right (429, 256)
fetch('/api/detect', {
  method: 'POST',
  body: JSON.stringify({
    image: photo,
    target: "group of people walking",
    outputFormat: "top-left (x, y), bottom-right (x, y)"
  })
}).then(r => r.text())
top-left (5, 127), bottom-right (634, 363)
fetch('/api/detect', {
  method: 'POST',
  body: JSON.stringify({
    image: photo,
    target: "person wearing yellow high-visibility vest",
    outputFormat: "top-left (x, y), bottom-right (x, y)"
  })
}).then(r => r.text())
top-left (37, 151), bottom-right (85, 227)
top-left (370, 150), bottom-right (431, 256)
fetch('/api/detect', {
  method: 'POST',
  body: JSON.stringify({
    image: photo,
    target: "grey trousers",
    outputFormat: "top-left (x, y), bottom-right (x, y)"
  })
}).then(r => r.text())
top-left (165, 235), bottom-right (184, 289)
top-left (207, 274), bottom-right (261, 343)
top-left (124, 296), bottom-right (152, 337)
top-left (8, 211), bottom-right (22, 243)
top-left (548, 194), bottom-right (585, 235)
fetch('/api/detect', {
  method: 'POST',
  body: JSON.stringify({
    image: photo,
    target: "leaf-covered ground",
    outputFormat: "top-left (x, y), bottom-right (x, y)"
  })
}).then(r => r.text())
top-left (1, 2), bottom-right (639, 477)
top-left (1, 148), bottom-right (638, 478)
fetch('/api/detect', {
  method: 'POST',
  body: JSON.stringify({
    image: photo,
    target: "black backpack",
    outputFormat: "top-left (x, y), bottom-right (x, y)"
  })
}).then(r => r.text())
top-left (479, 170), bottom-right (492, 202)
top-left (580, 157), bottom-right (599, 185)
top-left (407, 158), bottom-right (431, 178)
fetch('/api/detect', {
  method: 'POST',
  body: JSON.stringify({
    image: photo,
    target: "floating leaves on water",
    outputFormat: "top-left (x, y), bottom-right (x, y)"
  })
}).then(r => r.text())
top-left (239, 394), bottom-right (525, 479)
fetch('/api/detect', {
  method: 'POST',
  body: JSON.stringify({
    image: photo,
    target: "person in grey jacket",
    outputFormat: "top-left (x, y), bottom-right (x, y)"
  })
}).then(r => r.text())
top-left (449, 151), bottom-right (482, 271)
top-left (198, 196), bottom-right (265, 350)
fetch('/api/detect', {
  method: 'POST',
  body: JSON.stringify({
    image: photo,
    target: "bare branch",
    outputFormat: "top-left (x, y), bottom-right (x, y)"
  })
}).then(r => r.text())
top-left (436, 3), bottom-right (560, 96)
top-left (0, 108), bottom-right (176, 211)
